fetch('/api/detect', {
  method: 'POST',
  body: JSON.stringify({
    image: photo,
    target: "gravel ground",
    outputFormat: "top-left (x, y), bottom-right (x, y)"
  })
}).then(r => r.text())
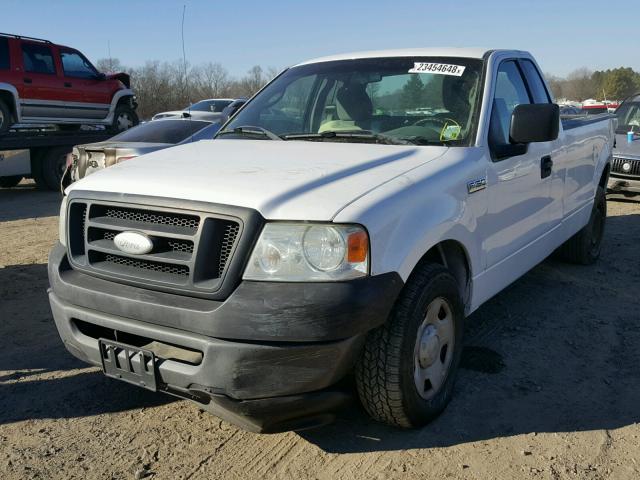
top-left (1, 180), bottom-right (639, 480)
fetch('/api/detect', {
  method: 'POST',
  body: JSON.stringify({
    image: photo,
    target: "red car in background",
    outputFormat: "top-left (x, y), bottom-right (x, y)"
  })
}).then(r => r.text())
top-left (0, 33), bottom-right (138, 134)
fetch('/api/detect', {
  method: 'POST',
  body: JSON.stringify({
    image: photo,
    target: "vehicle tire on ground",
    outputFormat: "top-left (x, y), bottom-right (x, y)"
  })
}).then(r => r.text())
top-left (356, 263), bottom-right (464, 428)
top-left (0, 175), bottom-right (23, 188)
top-left (110, 103), bottom-right (139, 133)
top-left (40, 147), bottom-right (70, 191)
top-left (557, 186), bottom-right (606, 265)
top-left (0, 99), bottom-right (12, 133)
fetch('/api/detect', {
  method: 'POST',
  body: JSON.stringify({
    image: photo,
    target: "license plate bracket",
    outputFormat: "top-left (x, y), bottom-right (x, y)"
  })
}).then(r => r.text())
top-left (99, 338), bottom-right (157, 391)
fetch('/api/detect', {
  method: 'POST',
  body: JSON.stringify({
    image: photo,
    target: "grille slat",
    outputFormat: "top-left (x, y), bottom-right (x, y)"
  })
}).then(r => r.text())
top-left (68, 200), bottom-right (243, 297)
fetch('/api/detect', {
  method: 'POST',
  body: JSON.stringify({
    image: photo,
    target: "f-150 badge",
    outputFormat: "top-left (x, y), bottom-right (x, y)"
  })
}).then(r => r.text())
top-left (467, 178), bottom-right (487, 194)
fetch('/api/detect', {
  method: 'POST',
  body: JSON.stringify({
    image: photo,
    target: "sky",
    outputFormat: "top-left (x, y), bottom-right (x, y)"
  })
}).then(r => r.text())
top-left (2, 0), bottom-right (636, 79)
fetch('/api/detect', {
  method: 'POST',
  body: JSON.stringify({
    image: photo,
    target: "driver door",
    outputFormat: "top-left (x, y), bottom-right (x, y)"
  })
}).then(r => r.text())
top-left (59, 49), bottom-right (111, 119)
top-left (483, 60), bottom-right (554, 268)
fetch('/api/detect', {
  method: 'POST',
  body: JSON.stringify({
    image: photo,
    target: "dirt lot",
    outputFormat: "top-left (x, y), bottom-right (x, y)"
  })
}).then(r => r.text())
top-left (1, 180), bottom-right (639, 480)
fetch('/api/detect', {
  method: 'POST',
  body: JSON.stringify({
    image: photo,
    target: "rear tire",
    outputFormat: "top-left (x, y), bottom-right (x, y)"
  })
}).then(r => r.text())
top-left (110, 103), bottom-right (139, 133)
top-left (0, 175), bottom-right (22, 188)
top-left (39, 147), bottom-right (70, 191)
top-left (558, 186), bottom-right (606, 265)
top-left (0, 99), bottom-right (12, 133)
top-left (355, 263), bottom-right (464, 428)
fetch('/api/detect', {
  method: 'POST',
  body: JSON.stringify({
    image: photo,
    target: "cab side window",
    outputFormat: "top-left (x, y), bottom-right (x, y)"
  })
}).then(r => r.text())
top-left (489, 61), bottom-right (531, 154)
top-left (22, 43), bottom-right (56, 74)
top-left (520, 60), bottom-right (551, 103)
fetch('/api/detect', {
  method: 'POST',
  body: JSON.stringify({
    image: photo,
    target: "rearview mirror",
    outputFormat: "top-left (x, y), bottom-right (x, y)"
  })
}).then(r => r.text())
top-left (510, 104), bottom-right (559, 143)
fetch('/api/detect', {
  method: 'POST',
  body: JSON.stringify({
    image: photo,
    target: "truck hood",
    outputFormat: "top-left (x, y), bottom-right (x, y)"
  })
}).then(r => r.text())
top-left (68, 139), bottom-right (447, 220)
top-left (106, 72), bottom-right (131, 88)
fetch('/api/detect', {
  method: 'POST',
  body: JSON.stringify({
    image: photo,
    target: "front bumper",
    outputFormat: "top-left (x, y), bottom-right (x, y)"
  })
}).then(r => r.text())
top-left (608, 175), bottom-right (640, 196)
top-left (48, 243), bottom-right (403, 432)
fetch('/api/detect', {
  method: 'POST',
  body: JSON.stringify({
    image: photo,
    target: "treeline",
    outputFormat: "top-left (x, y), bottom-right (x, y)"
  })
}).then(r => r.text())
top-left (96, 58), bottom-right (279, 120)
top-left (546, 67), bottom-right (640, 102)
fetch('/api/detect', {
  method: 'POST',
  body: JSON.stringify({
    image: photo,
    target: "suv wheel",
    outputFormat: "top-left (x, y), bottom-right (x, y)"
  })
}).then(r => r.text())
top-left (356, 263), bottom-right (464, 428)
top-left (110, 104), bottom-right (139, 133)
top-left (0, 100), bottom-right (12, 133)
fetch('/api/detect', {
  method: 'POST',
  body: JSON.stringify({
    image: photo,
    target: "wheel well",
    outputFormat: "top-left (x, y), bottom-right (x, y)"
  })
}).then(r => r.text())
top-left (0, 90), bottom-right (17, 121)
top-left (599, 163), bottom-right (610, 189)
top-left (414, 240), bottom-right (472, 309)
top-left (116, 95), bottom-right (133, 107)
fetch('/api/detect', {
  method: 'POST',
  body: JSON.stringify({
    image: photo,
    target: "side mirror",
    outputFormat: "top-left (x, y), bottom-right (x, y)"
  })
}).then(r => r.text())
top-left (510, 103), bottom-right (559, 143)
top-left (96, 72), bottom-right (107, 81)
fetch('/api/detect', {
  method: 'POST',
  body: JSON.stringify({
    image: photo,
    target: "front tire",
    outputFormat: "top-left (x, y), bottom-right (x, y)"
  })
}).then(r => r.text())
top-left (110, 103), bottom-right (139, 133)
top-left (356, 263), bottom-right (464, 428)
top-left (0, 99), bottom-right (12, 133)
top-left (558, 186), bottom-right (606, 265)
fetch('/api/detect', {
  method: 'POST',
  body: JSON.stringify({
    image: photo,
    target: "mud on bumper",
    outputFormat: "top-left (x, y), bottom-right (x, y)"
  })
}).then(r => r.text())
top-left (48, 243), bottom-right (403, 432)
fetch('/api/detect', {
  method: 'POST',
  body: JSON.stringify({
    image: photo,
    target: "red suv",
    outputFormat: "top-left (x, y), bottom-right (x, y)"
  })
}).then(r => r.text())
top-left (0, 33), bottom-right (138, 133)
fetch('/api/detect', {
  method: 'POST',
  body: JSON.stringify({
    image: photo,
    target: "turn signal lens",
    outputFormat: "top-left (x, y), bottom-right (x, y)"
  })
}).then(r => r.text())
top-left (116, 155), bottom-right (137, 163)
top-left (347, 231), bottom-right (368, 263)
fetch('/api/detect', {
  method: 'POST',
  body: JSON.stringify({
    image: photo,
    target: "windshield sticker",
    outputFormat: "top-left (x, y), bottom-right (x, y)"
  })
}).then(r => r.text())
top-left (409, 63), bottom-right (466, 76)
top-left (440, 122), bottom-right (462, 141)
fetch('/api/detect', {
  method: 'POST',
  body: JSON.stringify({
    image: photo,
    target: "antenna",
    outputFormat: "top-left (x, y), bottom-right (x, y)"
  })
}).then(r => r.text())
top-left (181, 4), bottom-right (194, 140)
top-left (107, 40), bottom-right (112, 72)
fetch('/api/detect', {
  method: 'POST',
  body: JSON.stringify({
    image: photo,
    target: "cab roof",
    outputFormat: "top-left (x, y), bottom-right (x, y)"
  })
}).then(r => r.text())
top-left (295, 48), bottom-right (497, 67)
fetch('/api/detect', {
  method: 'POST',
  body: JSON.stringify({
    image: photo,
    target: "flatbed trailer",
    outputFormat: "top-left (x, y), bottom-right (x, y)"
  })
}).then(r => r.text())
top-left (0, 127), bottom-right (113, 190)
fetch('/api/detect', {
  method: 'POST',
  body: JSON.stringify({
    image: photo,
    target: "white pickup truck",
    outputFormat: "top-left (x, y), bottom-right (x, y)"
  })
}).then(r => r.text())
top-left (48, 48), bottom-right (614, 433)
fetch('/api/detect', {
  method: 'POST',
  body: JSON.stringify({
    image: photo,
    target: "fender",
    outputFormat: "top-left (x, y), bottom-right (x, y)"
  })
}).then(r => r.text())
top-left (334, 147), bottom-right (487, 312)
top-left (104, 89), bottom-right (135, 123)
top-left (0, 83), bottom-right (21, 122)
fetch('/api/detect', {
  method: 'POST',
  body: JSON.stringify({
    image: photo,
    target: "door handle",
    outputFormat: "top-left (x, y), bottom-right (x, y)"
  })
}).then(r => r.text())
top-left (541, 155), bottom-right (553, 179)
top-left (64, 82), bottom-right (72, 88)
top-left (23, 77), bottom-right (32, 84)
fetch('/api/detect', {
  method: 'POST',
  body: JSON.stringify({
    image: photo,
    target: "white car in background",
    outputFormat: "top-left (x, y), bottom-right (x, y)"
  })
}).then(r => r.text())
top-left (152, 98), bottom-right (235, 121)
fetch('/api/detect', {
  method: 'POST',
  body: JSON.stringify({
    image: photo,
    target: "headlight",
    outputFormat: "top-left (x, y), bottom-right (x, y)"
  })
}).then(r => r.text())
top-left (243, 223), bottom-right (369, 281)
top-left (58, 196), bottom-right (68, 247)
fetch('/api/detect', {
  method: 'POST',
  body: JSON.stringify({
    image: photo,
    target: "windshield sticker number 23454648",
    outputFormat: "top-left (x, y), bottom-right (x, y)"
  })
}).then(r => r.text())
top-left (409, 63), bottom-right (466, 76)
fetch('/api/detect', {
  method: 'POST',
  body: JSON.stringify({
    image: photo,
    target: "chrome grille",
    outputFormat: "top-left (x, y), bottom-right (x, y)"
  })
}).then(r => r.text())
top-left (612, 157), bottom-right (640, 177)
top-left (67, 199), bottom-right (244, 297)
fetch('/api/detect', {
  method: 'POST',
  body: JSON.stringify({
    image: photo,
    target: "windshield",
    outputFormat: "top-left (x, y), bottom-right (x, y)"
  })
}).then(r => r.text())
top-left (109, 120), bottom-right (212, 144)
top-left (188, 100), bottom-right (232, 113)
top-left (615, 100), bottom-right (640, 133)
top-left (221, 57), bottom-right (484, 146)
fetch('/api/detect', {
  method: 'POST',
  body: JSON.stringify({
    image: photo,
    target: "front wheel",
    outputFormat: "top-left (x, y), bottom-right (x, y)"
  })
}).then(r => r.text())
top-left (557, 186), bottom-right (606, 265)
top-left (0, 99), bottom-right (12, 133)
top-left (110, 104), bottom-right (139, 133)
top-left (356, 263), bottom-right (464, 428)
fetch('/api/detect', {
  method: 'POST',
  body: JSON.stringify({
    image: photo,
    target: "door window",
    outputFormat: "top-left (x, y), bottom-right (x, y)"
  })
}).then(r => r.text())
top-left (0, 37), bottom-right (9, 70)
top-left (60, 50), bottom-right (98, 78)
top-left (22, 43), bottom-right (56, 74)
top-left (520, 60), bottom-right (551, 103)
top-left (489, 61), bottom-right (531, 148)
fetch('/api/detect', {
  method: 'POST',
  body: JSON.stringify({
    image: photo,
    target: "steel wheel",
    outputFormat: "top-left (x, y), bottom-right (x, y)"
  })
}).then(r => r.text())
top-left (413, 297), bottom-right (455, 400)
top-left (116, 112), bottom-right (134, 131)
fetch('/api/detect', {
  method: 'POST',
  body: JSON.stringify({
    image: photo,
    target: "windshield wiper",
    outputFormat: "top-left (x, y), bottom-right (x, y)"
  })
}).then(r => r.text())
top-left (282, 130), bottom-right (411, 145)
top-left (217, 125), bottom-right (283, 141)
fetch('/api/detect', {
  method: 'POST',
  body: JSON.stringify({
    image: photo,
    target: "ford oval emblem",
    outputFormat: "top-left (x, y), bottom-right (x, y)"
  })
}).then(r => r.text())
top-left (113, 231), bottom-right (154, 255)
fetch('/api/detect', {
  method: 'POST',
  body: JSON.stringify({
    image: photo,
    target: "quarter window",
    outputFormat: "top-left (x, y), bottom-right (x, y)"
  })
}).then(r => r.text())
top-left (22, 43), bottom-right (56, 74)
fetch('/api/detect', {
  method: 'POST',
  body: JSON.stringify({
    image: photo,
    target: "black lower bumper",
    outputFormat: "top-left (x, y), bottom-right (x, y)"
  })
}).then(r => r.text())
top-left (48, 243), bottom-right (403, 432)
